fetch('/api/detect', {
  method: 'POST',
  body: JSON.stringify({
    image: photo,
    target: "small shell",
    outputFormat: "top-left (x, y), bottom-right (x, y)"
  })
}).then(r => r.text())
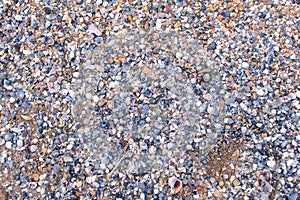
top-left (168, 176), bottom-right (182, 194)
top-left (21, 114), bottom-right (32, 121)
top-left (88, 24), bottom-right (102, 36)
top-left (29, 182), bottom-right (37, 189)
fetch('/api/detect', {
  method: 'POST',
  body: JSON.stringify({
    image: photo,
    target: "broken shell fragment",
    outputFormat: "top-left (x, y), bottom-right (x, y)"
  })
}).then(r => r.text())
top-left (168, 176), bottom-right (182, 194)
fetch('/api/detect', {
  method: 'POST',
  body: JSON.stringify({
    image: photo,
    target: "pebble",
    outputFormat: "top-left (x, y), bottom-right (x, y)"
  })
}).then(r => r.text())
top-left (73, 72), bottom-right (80, 78)
top-left (0, 138), bottom-right (5, 146)
top-left (29, 182), bottom-right (37, 189)
top-left (176, 52), bottom-right (183, 59)
top-left (240, 102), bottom-right (248, 112)
top-left (21, 115), bottom-right (32, 121)
top-left (5, 141), bottom-right (12, 149)
top-left (3, 80), bottom-right (13, 90)
top-left (290, 192), bottom-right (298, 200)
top-left (224, 118), bottom-right (234, 125)
top-left (203, 73), bottom-right (211, 82)
top-left (32, 174), bottom-right (40, 181)
top-left (30, 145), bottom-right (38, 152)
top-left (266, 160), bottom-right (276, 169)
top-left (214, 123), bottom-right (222, 130)
top-left (16, 90), bottom-right (25, 99)
top-left (209, 42), bottom-right (217, 50)
top-left (44, 7), bottom-right (52, 15)
top-left (241, 62), bottom-right (249, 69)
top-left (16, 139), bottom-right (24, 149)
top-left (287, 159), bottom-right (297, 167)
top-left (256, 87), bottom-right (267, 96)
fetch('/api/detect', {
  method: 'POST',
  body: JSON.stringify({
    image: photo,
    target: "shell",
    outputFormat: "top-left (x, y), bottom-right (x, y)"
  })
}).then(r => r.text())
top-left (168, 176), bottom-right (182, 194)
top-left (21, 114), bottom-right (32, 121)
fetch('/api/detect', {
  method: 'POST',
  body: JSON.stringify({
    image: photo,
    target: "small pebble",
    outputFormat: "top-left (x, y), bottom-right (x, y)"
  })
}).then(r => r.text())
top-left (5, 141), bottom-right (12, 149)
top-left (203, 73), bottom-right (211, 82)
top-left (32, 174), bottom-right (39, 181)
top-left (256, 88), bottom-right (267, 96)
top-left (287, 159), bottom-right (296, 167)
top-left (0, 139), bottom-right (5, 146)
top-left (30, 145), bottom-right (37, 152)
top-left (73, 72), bottom-right (80, 78)
top-left (3, 80), bottom-right (13, 90)
top-left (44, 7), bottom-right (52, 15)
top-left (241, 62), bottom-right (249, 69)
top-left (267, 160), bottom-right (276, 168)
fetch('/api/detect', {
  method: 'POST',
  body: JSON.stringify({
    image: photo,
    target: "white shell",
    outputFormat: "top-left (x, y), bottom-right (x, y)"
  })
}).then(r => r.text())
top-left (168, 176), bottom-right (182, 194)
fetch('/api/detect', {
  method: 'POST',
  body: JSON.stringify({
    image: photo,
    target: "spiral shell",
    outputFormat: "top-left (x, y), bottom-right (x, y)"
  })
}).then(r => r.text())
top-left (168, 176), bottom-right (182, 194)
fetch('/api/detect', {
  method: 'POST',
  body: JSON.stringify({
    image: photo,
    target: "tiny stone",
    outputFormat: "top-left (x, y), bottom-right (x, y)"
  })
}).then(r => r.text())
top-left (149, 146), bottom-right (156, 155)
top-left (3, 80), bottom-right (13, 90)
top-left (241, 62), bottom-right (249, 69)
top-left (267, 160), bottom-right (276, 168)
top-left (1, 150), bottom-right (7, 158)
top-left (176, 52), bottom-right (183, 59)
top-left (4, 133), bottom-right (12, 141)
top-left (88, 24), bottom-right (102, 36)
top-left (280, 128), bottom-right (287, 134)
top-left (16, 139), bottom-right (23, 148)
top-left (209, 42), bottom-right (217, 50)
top-left (32, 138), bottom-right (38, 144)
top-left (73, 72), bottom-right (80, 78)
top-left (44, 7), bottom-right (52, 14)
top-left (39, 174), bottom-right (47, 181)
top-left (289, 192), bottom-right (298, 200)
top-left (287, 159), bottom-right (296, 167)
top-left (224, 118), bottom-right (234, 125)
top-left (22, 50), bottom-right (31, 55)
top-left (92, 95), bottom-right (99, 102)
top-left (194, 88), bottom-right (202, 95)
top-left (9, 97), bottom-right (16, 103)
top-left (5, 141), bottom-right (12, 149)
top-left (14, 15), bottom-right (23, 21)
top-left (29, 182), bottom-right (37, 189)
top-left (219, 181), bottom-right (224, 187)
top-left (232, 179), bottom-right (240, 187)
top-left (214, 123), bottom-right (222, 130)
top-left (0, 138), bottom-right (5, 146)
top-left (30, 145), bottom-right (38, 152)
top-left (86, 93), bottom-right (92, 99)
top-left (21, 115), bottom-right (32, 121)
top-left (203, 73), bottom-right (211, 82)
top-left (100, 121), bottom-right (108, 128)
top-left (32, 173), bottom-right (39, 181)
top-left (45, 21), bottom-right (51, 29)
top-left (76, 180), bottom-right (83, 187)
top-left (186, 144), bottom-right (193, 150)
top-left (240, 102), bottom-right (248, 112)
top-left (64, 156), bottom-right (73, 162)
top-left (60, 89), bottom-right (68, 96)
top-left (207, 106), bottom-right (214, 115)
top-left (241, 127), bottom-right (247, 133)
top-left (210, 177), bottom-right (216, 184)
top-left (256, 87), bottom-right (267, 96)
top-left (66, 144), bottom-right (73, 150)
top-left (143, 67), bottom-right (152, 75)
top-left (16, 90), bottom-right (25, 99)
top-left (287, 177), bottom-right (293, 182)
